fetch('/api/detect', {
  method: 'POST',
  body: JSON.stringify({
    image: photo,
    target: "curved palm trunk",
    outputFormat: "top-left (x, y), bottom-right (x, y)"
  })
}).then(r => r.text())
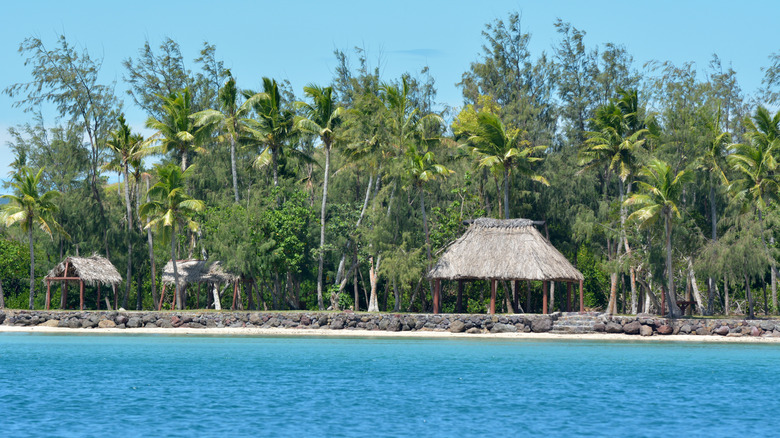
top-left (170, 223), bottom-right (182, 310)
top-left (28, 226), bottom-right (35, 310)
top-left (664, 212), bottom-right (681, 317)
top-left (316, 144), bottom-right (331, 310)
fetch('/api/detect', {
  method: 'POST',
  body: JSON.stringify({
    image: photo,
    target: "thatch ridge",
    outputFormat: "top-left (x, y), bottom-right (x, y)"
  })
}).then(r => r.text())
top-left (45, 255), bottom-right (123, 287)
top-left (429, 218), bottom-right (584, 282)
top-left (161, 260), bottom-right (237, 286)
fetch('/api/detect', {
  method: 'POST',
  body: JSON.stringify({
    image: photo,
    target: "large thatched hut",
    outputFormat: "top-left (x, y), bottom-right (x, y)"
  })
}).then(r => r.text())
top-left (428, 218), bottom-right (584, 314)
top-left (44, 255), bottom-right (122, 310)
top-left (160, 260), bottom-right (238, 310)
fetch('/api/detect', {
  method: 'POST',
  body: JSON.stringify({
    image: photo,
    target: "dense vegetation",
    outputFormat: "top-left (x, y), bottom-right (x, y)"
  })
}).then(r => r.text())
top-left (2, 12), bottom-right (780, 317)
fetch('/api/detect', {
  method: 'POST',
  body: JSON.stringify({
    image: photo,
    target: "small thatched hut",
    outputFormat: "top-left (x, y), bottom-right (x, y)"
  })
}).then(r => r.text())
top-left (428, 218), bottom-right (584, 314)
top-left (160, 260), bottom-right (238, 310)
top-left (44, 255), bottom-right (122, 310)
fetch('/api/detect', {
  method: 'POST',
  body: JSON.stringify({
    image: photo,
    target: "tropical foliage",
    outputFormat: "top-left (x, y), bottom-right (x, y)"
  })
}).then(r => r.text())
top-left (2, 12), bottom-right (780, 319)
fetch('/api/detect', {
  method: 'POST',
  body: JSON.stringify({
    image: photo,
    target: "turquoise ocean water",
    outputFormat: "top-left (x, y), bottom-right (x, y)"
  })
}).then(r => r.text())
top-left (1, 334), bottom-right (779, 437)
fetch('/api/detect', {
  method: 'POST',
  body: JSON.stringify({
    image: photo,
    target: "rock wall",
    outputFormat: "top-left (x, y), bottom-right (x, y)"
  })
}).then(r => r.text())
top-left (0, 310), bottom-right (555, 334)
top-left (2, 309), bottom-right (779, 338)
top-left (594, 314), bottom-right (780, 338)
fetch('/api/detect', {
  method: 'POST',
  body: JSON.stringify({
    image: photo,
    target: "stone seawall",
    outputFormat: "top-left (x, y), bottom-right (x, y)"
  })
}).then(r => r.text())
top-left (594, 314), bottom-right (780, 338)
top-left (1, 309), bottom-right (779, 338)
top-left (0, 310), bottom-right (553, 334)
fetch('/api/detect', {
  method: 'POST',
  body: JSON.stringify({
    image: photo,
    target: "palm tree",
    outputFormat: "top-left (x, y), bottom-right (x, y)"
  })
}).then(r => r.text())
top-left (695, 105), bottom-right (730, 314)
top-left (140, 164), bottom-right (205, 310)
top-left (466, 111), bottom-right (549, 219)
top-left (406, 143), bottom-right (453, 281)
top-left (244, 77), bottom-right (296, 187)
top-left (192, 72), bottom-right (262, 202)
top-left (581, 94), bottom-right (648, 315)
top-left (728, 106), bottom-right (780, 313)
top-left (625, 159), bottom-right (692, 317)
top-left (1, 168), bottom-right (68, 309)
top-left (107, 115), bottom-right (151, 308)
top-left (127, 137), bottom-right (158, 309)
top-left (145, 88), bottom-right (211, 171)
top-left (295, 84), bottom-right (344, 311)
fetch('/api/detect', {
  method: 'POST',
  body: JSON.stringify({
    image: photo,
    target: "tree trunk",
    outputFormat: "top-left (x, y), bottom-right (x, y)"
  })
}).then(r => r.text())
top-left (393, 277), bottom-right (401, 312)
top-left (504, 167), bottom-right (510, 220)
top-left (724, 277), bottom-right (729, 316)
top-left (420, 190), bottom-right (432, 266)
top-left (368, 256), bottom-right (379, 312)
top-left (664, 212), bottom-right (682, 317)
top-left (756, 210), bottom-right (776, 314)
top-left (353, 254), bottom-right (359, 311)
top-left (230, 133), bottom-right (239, 203)
top-left (145, 178), bottom-right (158, 307)
top-left (181, 152), bottom-right (188, 172)
top-left (745, 274), bottom-right (755, 319)
top-left (136, 269), bottom-right (143, 310)
top-left (333, 173), bottom-right (373, 306)
top-left (707, 180), bottom-right (717, 315)
top-left (420, 189), bottom-right (435, 310)
top-left (316, 144), bottom-right (331, 310)
top-left (123, 167), bottom-right (133, 310)
top-left (0, 277), bottom-right (5, 309)
top-left (170, 224), bottom-right (182, 310)
top-left (549, 280), bottom-right (555, 314)
top-left (607, 272), bottom-right (618, 315)
top-left (503, 280), bottom-right (514, 313)
top-left (212, 283), bottom-right (222, 310)
top-left (688, 259), bottom-right (704, 315)
top-left (271, 147), bottom-right (279, 187)
top-left (29, 226), bottom-right (35, 310)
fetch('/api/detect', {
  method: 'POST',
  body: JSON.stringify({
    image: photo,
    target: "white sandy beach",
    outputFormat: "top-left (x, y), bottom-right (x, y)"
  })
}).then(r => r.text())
top-left (2, 324), bottom-right (780, 343)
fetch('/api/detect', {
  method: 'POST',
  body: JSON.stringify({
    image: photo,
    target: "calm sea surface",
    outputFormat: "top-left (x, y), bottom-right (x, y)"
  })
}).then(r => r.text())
top-left (1, 334), bottom-right (779, 437)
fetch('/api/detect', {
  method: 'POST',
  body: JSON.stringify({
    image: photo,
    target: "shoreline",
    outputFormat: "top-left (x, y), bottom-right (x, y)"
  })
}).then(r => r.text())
top-left (2, 324), bottom-right (780, 344)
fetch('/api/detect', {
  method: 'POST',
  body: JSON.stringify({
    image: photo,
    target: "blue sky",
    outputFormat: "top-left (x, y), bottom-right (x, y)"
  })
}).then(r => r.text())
top-left (1, 0), bottom-right (777, 185)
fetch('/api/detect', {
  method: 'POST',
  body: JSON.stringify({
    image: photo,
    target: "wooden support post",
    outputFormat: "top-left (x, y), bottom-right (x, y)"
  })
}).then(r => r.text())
top-left (566, 282), bottom-right (572, 312)
top-left (433, 279), bottom-right (441, 314)
top-left (79, 280), bottom-right (85, 311)
top-left (490, 279), bottom-right (497, 314)
top-left (97, 284), bottom-right (101, 311)
top-left (456, 280), bottom-right (464, 313)
top-left (231, 282), bottom-right (238, 310)
top-left (543, 281), bottom-right (548, 315)
top-left (45, 280), bottom-right (51, 310)
top-left (579, 280), bottom-right (584, 314)
top-left (159, 284), bottom-right (166, 311)
top-left (62, 280), bottom-right (68, 310)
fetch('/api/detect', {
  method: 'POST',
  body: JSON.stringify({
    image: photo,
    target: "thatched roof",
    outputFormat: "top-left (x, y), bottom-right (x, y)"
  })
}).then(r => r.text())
top-left (161, 260), bottom-right (237, 286)
top-left (45, 255), bottom-right (123, 286)
top-left (428, 218), bottom-right (584, 282)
